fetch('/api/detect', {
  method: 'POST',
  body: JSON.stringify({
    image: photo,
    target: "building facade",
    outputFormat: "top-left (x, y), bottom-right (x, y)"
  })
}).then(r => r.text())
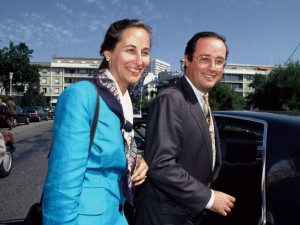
top-left (36, 56), bottom-right (101, 105)
top-left (142, 58), bottom-right (171, 77)
top-left (222, 63), bottom-right (275, 97)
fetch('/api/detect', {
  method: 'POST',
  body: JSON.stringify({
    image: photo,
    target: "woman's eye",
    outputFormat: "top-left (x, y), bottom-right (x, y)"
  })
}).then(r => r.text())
top-left (126, 49), bottom-right (135, 54)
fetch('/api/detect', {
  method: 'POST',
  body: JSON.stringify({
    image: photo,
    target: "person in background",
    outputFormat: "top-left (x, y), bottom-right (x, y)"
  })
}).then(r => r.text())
top-left (134, 32), bottom-right (235, 225)
top-left (3, 96), bottom-right (16, 130)
top-left (42, 18), bottom-right (151, 225)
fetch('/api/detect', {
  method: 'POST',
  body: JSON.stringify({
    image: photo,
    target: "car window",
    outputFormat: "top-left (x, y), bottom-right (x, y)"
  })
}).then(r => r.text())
top-left (16, 107), bottom-right (22, 113)
top-left (215, 116), bottom-right (264, 161)
top-left (133, 118), bottom-right (146, 151)
top-left (0, 107), bottom-right (6, 113)
top-left (26, 109), bottom-right (36, 113)
top-left (220, 124), bottom-right (263, 158)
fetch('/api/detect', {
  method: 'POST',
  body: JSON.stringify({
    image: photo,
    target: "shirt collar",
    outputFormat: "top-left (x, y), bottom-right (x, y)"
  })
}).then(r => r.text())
top-left (184, 75), bottom-right (205, 109)
top-left (105, 69), bottom-right (133, 123)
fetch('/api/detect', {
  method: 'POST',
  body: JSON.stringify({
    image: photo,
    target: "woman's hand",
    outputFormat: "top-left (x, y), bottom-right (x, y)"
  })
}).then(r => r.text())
top-left (131, 156), bottom-right (148, 186)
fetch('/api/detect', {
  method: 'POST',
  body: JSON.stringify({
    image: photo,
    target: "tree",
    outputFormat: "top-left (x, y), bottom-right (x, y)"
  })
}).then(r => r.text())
top-left (249, 61), bottom-right (300, 111)
top-left (210, 82), bottom-right (244, 110)
top-left (20, 83), bottom-right (46, 107)
top-left (0, 41), bottom-right (40, 95)
top-left (0, 41), bottom-right (45, 105)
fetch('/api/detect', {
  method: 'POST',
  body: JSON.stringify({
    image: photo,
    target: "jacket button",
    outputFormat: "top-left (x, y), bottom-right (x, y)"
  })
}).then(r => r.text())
top-left (119, 204), bottom-right (123, 212)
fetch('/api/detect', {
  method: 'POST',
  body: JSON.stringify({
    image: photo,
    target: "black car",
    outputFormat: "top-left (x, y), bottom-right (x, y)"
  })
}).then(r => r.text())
top-left (23, 106), bottom-right (49, 122)
top-left (211, 111), bottom-right (300, 225)
top-left (0, 106), bottom-right (30, 127)
top-left (44, 106), bottom-right (55, 120)
top-left (132, 111), bottom-right (300, 225)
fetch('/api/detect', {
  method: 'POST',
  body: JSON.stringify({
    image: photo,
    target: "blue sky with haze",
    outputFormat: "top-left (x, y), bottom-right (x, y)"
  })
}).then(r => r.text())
top-left (1, 0), bottom-right (300, 71)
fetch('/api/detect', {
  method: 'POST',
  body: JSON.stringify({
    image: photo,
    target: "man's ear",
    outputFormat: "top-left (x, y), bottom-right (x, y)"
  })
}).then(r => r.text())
top-left (184, 54), bottom-right (190, 67)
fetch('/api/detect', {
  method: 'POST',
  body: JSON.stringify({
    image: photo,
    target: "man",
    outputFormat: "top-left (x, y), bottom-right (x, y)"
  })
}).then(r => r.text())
top-left (134, 32), bottom-right (235, 225)
top-left (3, 96), bottom-right (16, 130)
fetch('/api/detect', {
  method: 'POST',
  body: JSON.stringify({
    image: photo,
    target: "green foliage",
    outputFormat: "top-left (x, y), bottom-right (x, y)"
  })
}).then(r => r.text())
top-left (20, 84), bottom-right (46, 107)
top-left (210, 82), bottom-right (244, 110)
top-left (249, 61), bottom-right (300, 111)
top-left (140, 99), bottom-right (153, 115)
top-left (0, 41), bottom-right (40, 95)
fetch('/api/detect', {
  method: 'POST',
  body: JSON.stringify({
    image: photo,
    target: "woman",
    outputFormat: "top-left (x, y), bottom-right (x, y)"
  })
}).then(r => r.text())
top-left (42, 19), bottom-right (151, 225)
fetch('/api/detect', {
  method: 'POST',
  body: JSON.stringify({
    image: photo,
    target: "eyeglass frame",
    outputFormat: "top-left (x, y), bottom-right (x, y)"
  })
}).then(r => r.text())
top-left (193, 55), bottom-right (227, 70)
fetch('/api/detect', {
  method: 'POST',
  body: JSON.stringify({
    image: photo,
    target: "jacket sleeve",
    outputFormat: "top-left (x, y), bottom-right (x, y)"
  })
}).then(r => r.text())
top-left (42, 81), bottom-right (97, 225)
top-left (145, 91), bottom-right (212, 217)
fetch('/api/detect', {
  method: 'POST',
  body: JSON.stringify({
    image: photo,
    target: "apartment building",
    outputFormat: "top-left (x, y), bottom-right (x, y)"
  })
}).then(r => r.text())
top-left (37, 56), bottom-right (101, 105)
top-left (142, 58), bottom-right (171, 77)
top-left (222, 63), bottom-right (275, 97)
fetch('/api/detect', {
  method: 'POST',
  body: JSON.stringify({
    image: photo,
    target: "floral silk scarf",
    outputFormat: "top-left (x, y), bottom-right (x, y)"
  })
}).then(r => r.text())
top-left (93, 70), bottom-right (139, 205)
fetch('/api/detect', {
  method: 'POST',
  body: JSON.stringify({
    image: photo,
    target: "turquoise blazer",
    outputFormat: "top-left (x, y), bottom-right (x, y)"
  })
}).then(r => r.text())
top-left (42, 81), bottom-right (128, 225)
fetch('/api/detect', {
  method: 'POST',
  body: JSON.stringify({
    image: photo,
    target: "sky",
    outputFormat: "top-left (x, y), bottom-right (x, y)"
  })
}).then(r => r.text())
top-left (1, 0), bottom-right (300, 72)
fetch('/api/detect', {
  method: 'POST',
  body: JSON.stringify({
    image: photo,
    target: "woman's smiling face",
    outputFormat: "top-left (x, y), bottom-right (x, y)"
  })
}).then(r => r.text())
top-left (104, 27), bottom-right (151, 94)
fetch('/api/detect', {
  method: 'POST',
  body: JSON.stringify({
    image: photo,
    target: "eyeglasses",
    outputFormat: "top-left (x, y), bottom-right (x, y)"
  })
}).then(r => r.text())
top-left (194, 55), bottom-right (226, 70)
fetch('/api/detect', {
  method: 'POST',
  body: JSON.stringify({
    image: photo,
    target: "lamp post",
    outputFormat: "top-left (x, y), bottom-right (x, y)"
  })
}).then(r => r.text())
top-left (9, 72), bottom-right (13, 96)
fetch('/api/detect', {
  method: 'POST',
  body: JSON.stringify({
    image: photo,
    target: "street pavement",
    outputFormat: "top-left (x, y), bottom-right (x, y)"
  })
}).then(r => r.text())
top-left (0, 120), bottom-right (53, 224)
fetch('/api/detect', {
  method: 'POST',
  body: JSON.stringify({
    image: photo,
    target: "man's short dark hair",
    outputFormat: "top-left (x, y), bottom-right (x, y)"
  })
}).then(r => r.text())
top-left (184, 31), bottom-right (229, 62)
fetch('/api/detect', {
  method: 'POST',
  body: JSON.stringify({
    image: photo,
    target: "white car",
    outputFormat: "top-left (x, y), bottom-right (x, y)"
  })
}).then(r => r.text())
top-left (0, 130), bottom-right (15, 177)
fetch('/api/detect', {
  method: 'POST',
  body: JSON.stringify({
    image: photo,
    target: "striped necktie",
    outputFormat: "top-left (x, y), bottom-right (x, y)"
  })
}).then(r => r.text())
top-left (203, 93), bottom-right (216, 170)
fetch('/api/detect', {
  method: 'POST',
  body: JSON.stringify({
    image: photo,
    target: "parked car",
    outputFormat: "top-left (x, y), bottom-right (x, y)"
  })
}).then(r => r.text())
top-left (132, 111), bottom-right (300, 225)
top-left (0, 130), bottom-right (15, 177)
top-left (0, 106), bottom-right (30, 127)
top-left (44, 106), bottom-right (55, 120)
top-left (133, 107), bottom-right (142, 118)
top-left (23, 106), bottom-right (49, 122)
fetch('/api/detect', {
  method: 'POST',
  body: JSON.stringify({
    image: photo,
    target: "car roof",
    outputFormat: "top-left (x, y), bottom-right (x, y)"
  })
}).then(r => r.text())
top-left (213, 110), bottom-right (300, 126)
top-left (213, 110), bottom-right (300, 168)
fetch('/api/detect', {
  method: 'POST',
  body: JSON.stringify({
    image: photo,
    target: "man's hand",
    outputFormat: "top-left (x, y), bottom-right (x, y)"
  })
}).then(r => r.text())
top-left (210, 190), bottom-right (236, 216)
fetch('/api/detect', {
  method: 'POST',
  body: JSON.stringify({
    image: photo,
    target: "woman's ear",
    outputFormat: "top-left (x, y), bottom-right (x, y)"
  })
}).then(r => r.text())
top-left (104, 50), bottom-right (111, 61)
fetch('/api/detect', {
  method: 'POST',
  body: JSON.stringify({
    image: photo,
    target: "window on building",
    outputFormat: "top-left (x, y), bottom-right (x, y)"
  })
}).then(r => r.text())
top-left (65, 78), bottom-right (76, 83)
top-left (79, 69), bottom-right (87, 74)
top-left (42, 88), bottom-right (47, 94)
top-left (54, 78), bottom-right (60, 84)
top-left (245, 75), bottom-right (254, 81)
top-left (42, 78), bottom-right (47, 84)
top-left (17, 87), bottom-right (24, 92)
top-left (54, 88), bottom-right (59, 94)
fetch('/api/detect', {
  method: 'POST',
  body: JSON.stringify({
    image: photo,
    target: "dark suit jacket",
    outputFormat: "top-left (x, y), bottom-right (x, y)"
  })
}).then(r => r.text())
top-left (134, 77), bottom-right (221, 225)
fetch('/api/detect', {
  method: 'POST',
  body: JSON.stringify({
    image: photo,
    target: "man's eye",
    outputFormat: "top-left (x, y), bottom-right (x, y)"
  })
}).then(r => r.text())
top-left (216, 59), bottom-right (224, 65)
top-left (201, 57), bottom-right (210, 63)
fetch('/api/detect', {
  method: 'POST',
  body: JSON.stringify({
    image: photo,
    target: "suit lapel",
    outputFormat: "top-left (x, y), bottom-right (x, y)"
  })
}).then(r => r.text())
top-left (177, 77), bottom-right (215, 171)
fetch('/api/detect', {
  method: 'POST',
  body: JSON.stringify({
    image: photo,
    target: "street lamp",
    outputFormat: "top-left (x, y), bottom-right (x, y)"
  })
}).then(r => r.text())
top-left (9, 72), bottom-right (13, 96)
